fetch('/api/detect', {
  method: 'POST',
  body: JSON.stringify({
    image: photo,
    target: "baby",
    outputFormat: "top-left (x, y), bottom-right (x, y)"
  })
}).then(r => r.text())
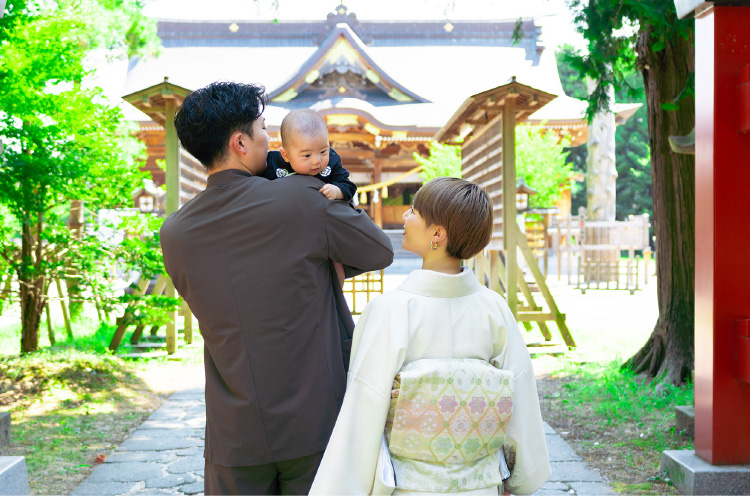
top-left (264, 109), bottom-right (356, 201)
top-left (263, 109), bottom-right (357, 285)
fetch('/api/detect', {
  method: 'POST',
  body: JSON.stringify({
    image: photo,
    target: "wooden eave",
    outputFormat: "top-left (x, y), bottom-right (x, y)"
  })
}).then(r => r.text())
top-left (268, 24), bottom-right (430, 104)
top-left (318, 108), bottom-right (440, 135)
top-left (268, 107), bottom-right (439, 144)
top-left (516, 179), bottom-right (537, 195)
top-left (122, 79), bottom-right (192, 127)
top-left (434, 78), bottom-right (557, 145)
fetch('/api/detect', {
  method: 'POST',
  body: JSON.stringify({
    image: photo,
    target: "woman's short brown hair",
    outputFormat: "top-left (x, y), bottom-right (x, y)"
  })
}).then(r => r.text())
top-left (413, 177), bottom-right (494, 260)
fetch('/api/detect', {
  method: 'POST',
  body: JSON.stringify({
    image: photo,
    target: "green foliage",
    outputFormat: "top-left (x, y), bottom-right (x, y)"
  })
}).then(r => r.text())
top-left (556, 48), bottom-right (653, 223)
top-left (556, 44), bottom-right (588, 100)
top-left (0, 0), bottom-right (166, 352)
top-left (381, 196), bottom-right (405, 206)
top-left (414, 142), bottom-right (462, 183)
top-left (515, 125), bottom-right (573, 208)
top-left (553, 360), bottom-right (693, 451)
top-left (614, 104), bottom-right (652, 221)
top-left (565, 0), bottom-right (693, 118)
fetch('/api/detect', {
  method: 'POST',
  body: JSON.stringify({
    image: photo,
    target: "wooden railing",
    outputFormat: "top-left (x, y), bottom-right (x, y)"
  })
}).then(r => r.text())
top-left (469, 222), bottom-right (576, 351)
top-left (342, 269), bottom-right (385, 315)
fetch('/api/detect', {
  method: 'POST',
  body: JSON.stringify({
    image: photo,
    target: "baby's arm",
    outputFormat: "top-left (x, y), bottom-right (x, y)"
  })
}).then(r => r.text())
top-left (321, 148), bottom-right (357, 201)
top-left (320, 184), bottom-right (344, 200)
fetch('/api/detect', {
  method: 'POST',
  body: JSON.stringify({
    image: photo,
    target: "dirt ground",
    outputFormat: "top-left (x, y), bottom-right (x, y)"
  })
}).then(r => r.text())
top-left (533, 356), bottom-right (686, 494)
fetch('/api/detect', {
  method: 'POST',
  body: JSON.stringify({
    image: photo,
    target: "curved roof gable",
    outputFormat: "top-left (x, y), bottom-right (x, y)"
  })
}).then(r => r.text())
top-left (434, 77), bottom-right (557, 144)
top-left (268, 24), bottom-right (430, 106)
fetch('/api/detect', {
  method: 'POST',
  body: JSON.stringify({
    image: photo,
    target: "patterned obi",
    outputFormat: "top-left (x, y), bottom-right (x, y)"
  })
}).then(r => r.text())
top-left (385, 358), bottom-right (514, 493)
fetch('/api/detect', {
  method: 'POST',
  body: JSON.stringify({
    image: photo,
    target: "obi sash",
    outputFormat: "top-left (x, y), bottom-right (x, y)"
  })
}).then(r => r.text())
top-left (385, 358), bottom-right (514, 493)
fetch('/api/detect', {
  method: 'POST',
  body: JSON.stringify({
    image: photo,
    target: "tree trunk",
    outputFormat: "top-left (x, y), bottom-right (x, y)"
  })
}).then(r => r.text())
top-left (65, 199), bottom-right (84, 319)
top-left (624, 22), bottom-right (695, 385)
top-left (584, 81), bottom-right (618, 282)
top-left (19, 219), bottom-right (46, 353)
top-left (586, 81), bottom-right (617, 222)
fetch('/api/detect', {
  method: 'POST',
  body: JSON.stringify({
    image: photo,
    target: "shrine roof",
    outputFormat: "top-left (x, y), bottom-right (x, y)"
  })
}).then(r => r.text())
top-left (117, 6), bottom-right (639, 134)
top-left (267, 24), bottom-right (430, 105)
top-left (434, 78), bottom-right (558, 144)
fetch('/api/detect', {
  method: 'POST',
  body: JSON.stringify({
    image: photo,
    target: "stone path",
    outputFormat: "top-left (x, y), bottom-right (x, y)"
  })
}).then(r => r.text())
top-left (73, 389), bottom-right (614, 496)
top-left (72, 389), bottom-right (206, 496)
top-left (538, 422), bottom-right (614, 495)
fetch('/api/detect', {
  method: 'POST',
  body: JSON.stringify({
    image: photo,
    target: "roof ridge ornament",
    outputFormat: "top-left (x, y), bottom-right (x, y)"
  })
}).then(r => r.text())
top-left (315, 3), bottom-right (372, 45)
top-left (271, 24), bottom-right (430, 105)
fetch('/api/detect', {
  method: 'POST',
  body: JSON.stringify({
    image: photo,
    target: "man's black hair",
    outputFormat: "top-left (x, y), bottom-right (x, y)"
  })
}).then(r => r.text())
top-left (174, 82), bottom-right (267, 169)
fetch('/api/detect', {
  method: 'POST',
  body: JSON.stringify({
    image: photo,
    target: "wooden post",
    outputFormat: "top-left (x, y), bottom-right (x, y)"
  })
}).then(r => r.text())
top-left (542, 213), bottom-right (550, 277)
top-left (45, 301), bottom-right (55, 345)
top-left (182, 300), bottom-right (193, 345)
top-left (515, 223), bottom-right (576, 348)
top-left (372, 159), bottom-right (383, 228)
top-left (165, 95), bottom-right (179, 355)
top-left (55, 278), bottom-right (73, 340)
top-left (488, 251), bottom-right (503, 295)
top-left (502, 94), bottom-right (518, 317)
top-left (66, 200), bottom-right (84, 314)
top-left (695, 6), bottom-right (750, 464)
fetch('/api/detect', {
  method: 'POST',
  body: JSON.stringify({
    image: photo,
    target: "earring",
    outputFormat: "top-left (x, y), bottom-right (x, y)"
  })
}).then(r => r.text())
top-left (430, 241), bottom-right (438, 251)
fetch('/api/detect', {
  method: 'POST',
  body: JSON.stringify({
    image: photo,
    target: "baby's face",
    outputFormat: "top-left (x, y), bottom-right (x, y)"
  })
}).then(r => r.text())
top-left (281, 133), bottom-right (330, 176)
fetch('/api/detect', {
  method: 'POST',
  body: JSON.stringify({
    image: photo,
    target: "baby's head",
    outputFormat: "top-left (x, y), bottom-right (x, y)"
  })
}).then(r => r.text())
top-left (279, 109), bottom-right (330, 175)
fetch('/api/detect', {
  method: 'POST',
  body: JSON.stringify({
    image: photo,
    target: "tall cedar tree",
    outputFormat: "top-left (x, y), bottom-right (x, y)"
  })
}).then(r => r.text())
top-left (556, 46), bottom-right (652, 225)
top-left (566, 0), bottom-right (694, 384)
top-left (0, 0), bottom-right (161, 353)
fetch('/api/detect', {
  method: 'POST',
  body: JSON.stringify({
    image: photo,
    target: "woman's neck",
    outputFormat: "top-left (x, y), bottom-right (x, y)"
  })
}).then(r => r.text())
top-left (421, 254), bottom-right (462, 274)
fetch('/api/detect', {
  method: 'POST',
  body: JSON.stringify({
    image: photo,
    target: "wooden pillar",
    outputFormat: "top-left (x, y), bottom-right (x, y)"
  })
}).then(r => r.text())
top-left (164, 96), bottom-right (179, 355)
top-left (502, 95), bottom-right (518, 317)
top-left (372, 159), bottom-right (383, 228)
top-left (695, 6), bottom-right (750, 465)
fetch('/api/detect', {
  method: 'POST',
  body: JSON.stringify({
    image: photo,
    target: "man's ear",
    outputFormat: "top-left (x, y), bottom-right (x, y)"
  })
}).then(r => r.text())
top-left (279, 147), bottom-right (291, 163)
top-left (229, 130), bottom-right (245, 156)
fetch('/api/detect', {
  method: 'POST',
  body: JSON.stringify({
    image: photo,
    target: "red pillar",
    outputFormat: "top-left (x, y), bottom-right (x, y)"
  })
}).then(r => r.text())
top-left (695, 6), bottom-right (750, 465)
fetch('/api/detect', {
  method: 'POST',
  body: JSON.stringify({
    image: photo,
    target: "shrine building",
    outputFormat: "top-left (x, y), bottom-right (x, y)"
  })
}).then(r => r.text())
top-left (120, 4), bottom-right (639, 227)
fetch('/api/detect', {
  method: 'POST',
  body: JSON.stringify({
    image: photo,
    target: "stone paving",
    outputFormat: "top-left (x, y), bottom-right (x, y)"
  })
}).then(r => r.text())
top-left (72, 389), bottom-right (206, 496)
top-left (73, 388), bottom-right (614, 496)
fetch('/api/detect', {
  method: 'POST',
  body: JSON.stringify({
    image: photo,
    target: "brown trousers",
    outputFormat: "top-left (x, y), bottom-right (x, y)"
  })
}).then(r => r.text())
top-left (204, 452), bottom-right (324, 495)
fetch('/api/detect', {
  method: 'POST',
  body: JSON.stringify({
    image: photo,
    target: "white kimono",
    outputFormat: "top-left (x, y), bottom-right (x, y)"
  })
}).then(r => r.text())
top-left (310, 267), bottom-right (551, 495)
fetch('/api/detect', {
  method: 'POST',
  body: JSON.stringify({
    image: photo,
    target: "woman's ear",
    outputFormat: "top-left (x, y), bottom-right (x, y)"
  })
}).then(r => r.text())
top-left (433, 226), bottom-right (448, 243)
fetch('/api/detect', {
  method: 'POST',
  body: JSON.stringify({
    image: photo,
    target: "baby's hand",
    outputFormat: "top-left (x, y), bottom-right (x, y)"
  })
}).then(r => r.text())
top-left (320, 184), bottom-right (343, 200)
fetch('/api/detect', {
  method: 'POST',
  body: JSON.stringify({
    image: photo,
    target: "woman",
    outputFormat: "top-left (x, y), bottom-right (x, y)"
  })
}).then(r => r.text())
top-left (310, 178), bottom-right (550, 495)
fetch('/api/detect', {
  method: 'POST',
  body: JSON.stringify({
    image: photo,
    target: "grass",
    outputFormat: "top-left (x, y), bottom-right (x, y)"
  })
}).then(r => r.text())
top-left (0, 303), bottom-right (204, 495)
top-left (537, 359), bottom-right (694, 493)
top-left (530, 279), bottom-right (693, 493)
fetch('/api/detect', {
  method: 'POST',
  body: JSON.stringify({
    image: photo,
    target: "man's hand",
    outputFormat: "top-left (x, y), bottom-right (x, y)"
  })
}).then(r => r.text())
top-left (320, 184), bottom-right (344, 200)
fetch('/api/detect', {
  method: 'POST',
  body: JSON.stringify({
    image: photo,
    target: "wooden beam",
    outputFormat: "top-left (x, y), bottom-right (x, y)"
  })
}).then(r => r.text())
top-left (502, 97), bottom-right (518, 318)
top-left (329, 132), bottom-right (375, 144)
top-left (164, 100), bottom-right (180, 356)
top-left (517, 267), bottom-right (553, 341)
top-left (515, 222), bottom-right (576, 348)
top-left (372, 160), bottom-right (383, 228)
top-left (335, 149), bottom-right (375, 160)
top-left (139, 106), bottom-right (166, 113)
top-left (516, 312), bottom-right (556, 322)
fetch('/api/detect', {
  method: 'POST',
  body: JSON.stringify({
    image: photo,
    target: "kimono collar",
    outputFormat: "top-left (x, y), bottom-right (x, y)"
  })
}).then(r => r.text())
top-left (398, 266), bottom-right (484, 298)
top-left (206, 168), bottom-right (253, 188)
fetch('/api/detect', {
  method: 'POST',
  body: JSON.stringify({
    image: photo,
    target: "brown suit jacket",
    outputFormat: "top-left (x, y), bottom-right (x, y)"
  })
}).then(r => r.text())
top-left (160, 169), bottom-right (394, 467)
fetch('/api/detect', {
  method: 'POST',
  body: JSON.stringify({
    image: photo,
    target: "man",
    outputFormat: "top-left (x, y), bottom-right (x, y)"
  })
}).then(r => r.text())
top-left (160, 82), bottom-right (394, 495)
